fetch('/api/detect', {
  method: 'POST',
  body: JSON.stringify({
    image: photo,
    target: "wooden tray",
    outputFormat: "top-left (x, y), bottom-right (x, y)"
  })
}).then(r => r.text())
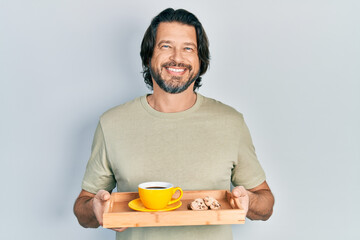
top-left (103, 190), bottom-right (245, 228)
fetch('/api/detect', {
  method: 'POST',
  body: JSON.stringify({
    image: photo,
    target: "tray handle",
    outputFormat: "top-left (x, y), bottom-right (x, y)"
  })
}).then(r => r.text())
top-left (104, 193), bottom-right (115, 213)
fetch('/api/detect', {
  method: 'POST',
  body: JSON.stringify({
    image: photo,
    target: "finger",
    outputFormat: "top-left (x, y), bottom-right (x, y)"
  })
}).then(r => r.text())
top-left (101, 191), bottom-right (110, 201)
top-left (232, 186), bottom-right (246, 198)
top-left (232, 188), bottom-right (241, 198)
top-left (96, 190), bottom-right (110, 201)
top-left (234, 197), bottom-right (244, 210)
top-left (112, 227), bottom-right (128, 232)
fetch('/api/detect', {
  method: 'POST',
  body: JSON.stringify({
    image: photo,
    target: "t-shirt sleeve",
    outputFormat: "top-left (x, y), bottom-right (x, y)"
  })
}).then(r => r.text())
top-left (231, 116), bottom-right (266, 189)
top-left (81, 122), bottom-right (116, 194)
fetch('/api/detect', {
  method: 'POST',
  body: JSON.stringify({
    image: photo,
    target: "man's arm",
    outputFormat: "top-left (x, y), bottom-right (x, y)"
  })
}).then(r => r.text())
top-left (73, 189), bottom-right (128, 231)
top-left (73, 189), bottom-right (106, 228)
top-left (74, 190), bottom-right (127, 232)
top-left (232, 181), bottom-right (274, 220)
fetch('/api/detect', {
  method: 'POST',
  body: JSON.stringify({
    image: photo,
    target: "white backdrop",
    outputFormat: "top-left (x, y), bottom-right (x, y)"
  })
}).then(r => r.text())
top-left (1, 1), bottom-right (359, 239)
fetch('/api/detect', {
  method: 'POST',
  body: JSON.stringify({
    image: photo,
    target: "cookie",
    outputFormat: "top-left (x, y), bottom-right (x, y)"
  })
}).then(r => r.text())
top-left (204, 196), bottom-right (221, 210)
top-left (189, 198), bottom-right (208, 210)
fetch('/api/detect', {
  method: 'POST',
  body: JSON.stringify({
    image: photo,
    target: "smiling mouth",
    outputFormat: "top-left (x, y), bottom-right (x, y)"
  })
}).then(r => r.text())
top-left (167, 67), bottom-right (185, 72)
top-left (165, 67), bottom-right (187, 75)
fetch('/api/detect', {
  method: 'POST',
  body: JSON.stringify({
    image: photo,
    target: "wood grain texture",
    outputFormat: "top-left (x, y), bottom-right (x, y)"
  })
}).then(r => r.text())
top-left (103, 190), bottom-right (245, 228)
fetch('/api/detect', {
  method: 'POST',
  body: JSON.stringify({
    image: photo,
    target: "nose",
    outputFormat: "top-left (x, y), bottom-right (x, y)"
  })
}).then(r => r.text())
top-left (169, 47), bottom-right (184, 63)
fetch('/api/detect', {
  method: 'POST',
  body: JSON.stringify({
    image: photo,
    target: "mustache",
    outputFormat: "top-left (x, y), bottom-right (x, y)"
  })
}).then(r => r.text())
top-left (161, 61), bottom-right (192, 71)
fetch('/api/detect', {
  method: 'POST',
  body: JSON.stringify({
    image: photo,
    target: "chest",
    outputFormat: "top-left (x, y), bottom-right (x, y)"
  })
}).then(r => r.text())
top-left (106, 119), bottom-right (240, 191)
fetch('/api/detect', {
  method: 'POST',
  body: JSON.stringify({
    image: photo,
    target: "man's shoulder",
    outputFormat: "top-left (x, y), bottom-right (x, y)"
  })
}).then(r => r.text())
top-left (200, 94), bottom-right (244, 120)
top-left (99, 95), bottom-right (144, 122)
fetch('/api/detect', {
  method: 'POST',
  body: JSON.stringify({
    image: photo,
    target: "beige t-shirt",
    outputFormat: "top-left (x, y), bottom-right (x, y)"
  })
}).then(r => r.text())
top-left (82, 93), bottom-right (266, 240)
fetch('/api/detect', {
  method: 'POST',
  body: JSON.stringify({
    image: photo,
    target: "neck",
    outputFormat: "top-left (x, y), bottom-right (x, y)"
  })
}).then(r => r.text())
top-left (147, 85), bottom-right (197, 113)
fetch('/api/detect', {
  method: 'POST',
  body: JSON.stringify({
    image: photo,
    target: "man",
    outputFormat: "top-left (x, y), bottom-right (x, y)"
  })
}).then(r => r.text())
top-left (74, 8), bottom-right (274, 240)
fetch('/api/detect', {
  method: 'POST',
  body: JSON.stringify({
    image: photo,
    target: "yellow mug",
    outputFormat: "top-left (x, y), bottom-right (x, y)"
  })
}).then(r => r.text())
top-left (138, 182), bottom-right (183, 210)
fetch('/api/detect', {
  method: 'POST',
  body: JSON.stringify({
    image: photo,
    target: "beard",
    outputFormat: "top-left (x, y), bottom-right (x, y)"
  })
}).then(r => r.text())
top-left (150, 60), bottom-right (199, 94)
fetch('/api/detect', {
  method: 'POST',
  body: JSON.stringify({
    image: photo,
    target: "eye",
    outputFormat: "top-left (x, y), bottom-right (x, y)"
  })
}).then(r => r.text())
top-left (161, 44), bottom-right (171, 49)
top-left (184, 47), bottom-right (193, 52)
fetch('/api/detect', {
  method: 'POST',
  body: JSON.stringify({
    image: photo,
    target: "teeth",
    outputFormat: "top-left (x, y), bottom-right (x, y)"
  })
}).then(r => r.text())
top-left (167, 67), bottom-right (185, 72)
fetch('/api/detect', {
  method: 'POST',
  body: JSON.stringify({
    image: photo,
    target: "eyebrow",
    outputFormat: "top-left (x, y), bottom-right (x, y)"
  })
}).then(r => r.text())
top-left (184, 42), bottom-right (197, 48)
top-left (157, 40), bottom-right (173, 47)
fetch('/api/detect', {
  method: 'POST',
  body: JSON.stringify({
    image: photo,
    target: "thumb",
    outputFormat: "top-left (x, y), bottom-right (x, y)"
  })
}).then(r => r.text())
top-left (232, 186), bottom-right (247, 198)
top-left (96, 190), bottom-right (110, 201)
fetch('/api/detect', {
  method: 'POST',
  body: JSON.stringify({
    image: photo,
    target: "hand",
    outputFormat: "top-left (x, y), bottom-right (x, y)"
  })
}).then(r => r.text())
top-left (231, 186), bottom-right (250, 216)
top-left (93, 190), bottom-right (128, 232)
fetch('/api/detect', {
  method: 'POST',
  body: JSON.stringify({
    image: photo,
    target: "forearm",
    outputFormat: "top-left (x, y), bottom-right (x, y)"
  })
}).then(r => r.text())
top-left (73, 196), bottom-right (100, 228)
top-left (247, 189), bottom-right (274, 220)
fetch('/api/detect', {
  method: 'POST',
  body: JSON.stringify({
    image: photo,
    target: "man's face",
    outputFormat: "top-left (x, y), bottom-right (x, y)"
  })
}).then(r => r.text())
top-left (150, 21), bottom-right (200, 94)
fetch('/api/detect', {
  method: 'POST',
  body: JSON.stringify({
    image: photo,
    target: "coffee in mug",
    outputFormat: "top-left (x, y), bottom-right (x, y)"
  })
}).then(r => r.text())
top-left (138, 182), bottom-right (183, 210)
